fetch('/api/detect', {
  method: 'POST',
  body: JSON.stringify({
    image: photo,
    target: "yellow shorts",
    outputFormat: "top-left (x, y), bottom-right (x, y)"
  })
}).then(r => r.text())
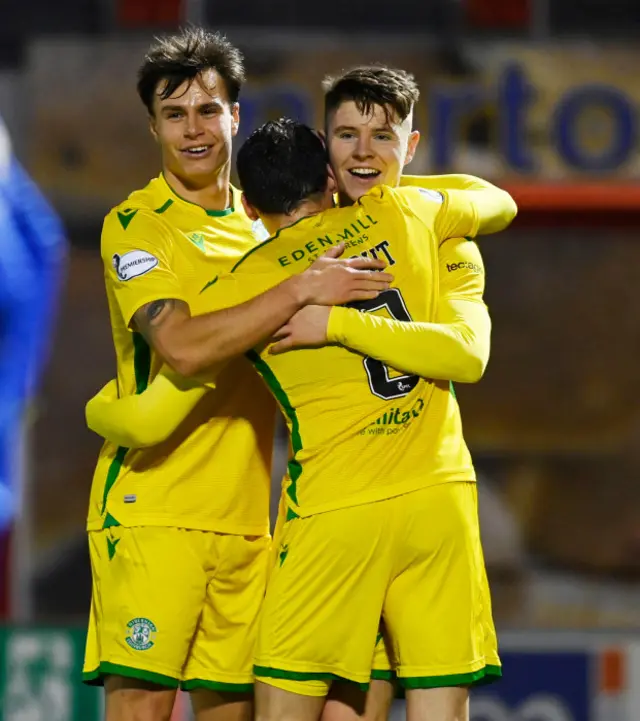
top-left (255, 482), bottom-right (501, 694)
top-left (83, 526), bottom-right (270, 690)
top-left (370, 556), bottom-right (501, 684)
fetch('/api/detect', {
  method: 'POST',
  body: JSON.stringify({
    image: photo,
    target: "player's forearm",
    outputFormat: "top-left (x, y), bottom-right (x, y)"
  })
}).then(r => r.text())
top-left (467, 185), bottom-right (517, 235)
top-left (328, 304), bottom-right (491, 384)
top-left (86, 372), bottom-right (208, 447)
top-left (157, 278), bottom-right (306, 377)
top-left (409, 173), bottom-right (499, 193)
top-left (142, 251), bottom-right (392, 376)
top-left (406, 174), bottom-right (518, 235)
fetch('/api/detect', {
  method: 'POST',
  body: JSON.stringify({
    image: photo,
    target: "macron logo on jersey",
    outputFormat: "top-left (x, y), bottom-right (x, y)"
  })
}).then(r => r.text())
top-left (117, 208), bottom-right (138, 230)
top-left (417, 188), bottom-right (444, 203)
top-left (113, 250), bottom-right (159, 281)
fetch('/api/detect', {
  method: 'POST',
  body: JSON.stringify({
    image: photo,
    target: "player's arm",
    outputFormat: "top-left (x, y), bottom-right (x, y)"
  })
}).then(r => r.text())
top-left (401, 174), bottom-right (517, 235)
top-left (87, 253), bottom-right (391, 447)
top-left (105, 210), bottom-right (391, 378)
top-left (327, 238), bottom-right (489, 382)
top-left (85, 368), bottom-right (209, 447)
top-left (86, 268), bottom-right (286, 447)
top-left (132, 247), bottom-right (392, 378)
top-left (271, 238), bottom-right (490, 384)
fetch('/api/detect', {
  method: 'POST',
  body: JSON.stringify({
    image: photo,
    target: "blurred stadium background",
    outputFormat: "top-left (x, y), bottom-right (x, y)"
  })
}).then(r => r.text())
top-left (2, 0), bottom-right (640, 719)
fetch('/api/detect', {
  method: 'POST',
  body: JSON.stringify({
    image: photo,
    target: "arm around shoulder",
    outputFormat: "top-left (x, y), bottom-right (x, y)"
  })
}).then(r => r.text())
top-left (403, 174), bottom-right (518, 236)
top-left (85, 369), bottom-right (209, 448)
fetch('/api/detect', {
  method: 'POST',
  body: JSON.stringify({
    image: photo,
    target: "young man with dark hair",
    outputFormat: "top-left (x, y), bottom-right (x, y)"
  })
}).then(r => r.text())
top-left (87, 115), bottom-right (512, 721)
top-left (227, 118), bottom-right (501, 721)
top-left (81, 29), bottom-right (391, 721)
top-left (322, 65), bottom-right (421, 207)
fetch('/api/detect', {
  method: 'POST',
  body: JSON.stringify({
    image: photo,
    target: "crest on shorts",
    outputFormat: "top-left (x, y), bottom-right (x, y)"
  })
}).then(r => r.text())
top-left (125, 617), bottom-right (157, 651)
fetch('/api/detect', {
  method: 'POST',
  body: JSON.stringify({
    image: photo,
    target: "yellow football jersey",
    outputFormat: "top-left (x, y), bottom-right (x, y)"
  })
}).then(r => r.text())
top-left (87, 173), bottom-right (275, 535)
top-left (198, 184), bottom-right (482, 518)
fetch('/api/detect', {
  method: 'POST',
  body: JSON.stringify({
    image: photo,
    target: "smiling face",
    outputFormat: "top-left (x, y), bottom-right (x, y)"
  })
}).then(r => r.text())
top-left (326, 100), bottom-right (420, 205)
top-left (149, 68), bottom-right (239, 189)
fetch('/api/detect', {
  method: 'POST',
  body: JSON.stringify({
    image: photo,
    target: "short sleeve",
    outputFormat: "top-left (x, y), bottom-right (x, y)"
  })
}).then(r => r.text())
top-left (101, 208), bottom-right (188, 328)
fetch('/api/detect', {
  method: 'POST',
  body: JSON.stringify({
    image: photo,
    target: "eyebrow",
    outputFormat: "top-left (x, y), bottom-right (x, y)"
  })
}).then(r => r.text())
top-left (160, 101), bottom-right (223, 113)
top-left (333, 124), bottom-right (396, 134)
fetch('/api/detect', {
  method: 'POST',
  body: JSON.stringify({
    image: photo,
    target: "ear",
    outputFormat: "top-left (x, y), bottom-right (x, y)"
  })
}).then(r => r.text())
top-left (403, 129), bottom-right (420, 166)
top-left (231, 103), bottom-right (240, 138)
top-left (241, 192), bottom-right (259, 221)
top-left (326, 164), bottom-right (337, 195)
top-left (148, 114), bottom-right (160, 144)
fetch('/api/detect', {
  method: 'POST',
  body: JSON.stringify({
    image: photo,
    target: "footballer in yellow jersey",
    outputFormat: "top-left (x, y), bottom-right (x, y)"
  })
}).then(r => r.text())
top-left (89, 174), bottom-right (274, 536)
top-left (83, 170), bottom-right (278, 690)
top-left (227, 120), bottom-right (501, 714)
top-left (80, 30), bottom-right (278, 707)
top-left (319, 66), bottom-right (503, 721)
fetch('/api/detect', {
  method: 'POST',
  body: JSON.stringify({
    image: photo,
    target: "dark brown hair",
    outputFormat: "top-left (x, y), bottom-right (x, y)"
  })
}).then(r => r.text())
top-left (137, 27), bottom-right (245, 115)
top-left (323, 65), bottom-right (419, 125)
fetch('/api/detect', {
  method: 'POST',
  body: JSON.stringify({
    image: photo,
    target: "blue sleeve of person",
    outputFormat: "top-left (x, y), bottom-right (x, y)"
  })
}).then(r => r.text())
top-left (0, 119), bottom-right (67, 529)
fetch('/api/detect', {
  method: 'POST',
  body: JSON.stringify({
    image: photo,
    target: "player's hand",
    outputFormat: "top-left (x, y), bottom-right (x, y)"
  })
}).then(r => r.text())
top-left (298, 243), bottom-right (393, 305)
top-left (269, 305), bottom-right (331, 354)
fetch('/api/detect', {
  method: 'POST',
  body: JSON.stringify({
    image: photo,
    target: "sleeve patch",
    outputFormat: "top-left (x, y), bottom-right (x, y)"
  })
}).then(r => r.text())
top-left (112, 250), bottom-right (159, 281)
top-left (446, 261), bottom-right (483, 274)
top-left (417, 188), bottom-right (444, 204)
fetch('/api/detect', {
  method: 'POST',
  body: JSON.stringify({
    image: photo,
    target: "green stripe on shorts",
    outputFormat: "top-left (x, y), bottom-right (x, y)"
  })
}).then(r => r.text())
top-left (254, 665), bottom-right (369, 691)
top-left (182, 679), bottom-right (253, 693)
top-left (82, 662), bottom-right (180, 688)
top-left (400, 663), bottom-right (502, 690)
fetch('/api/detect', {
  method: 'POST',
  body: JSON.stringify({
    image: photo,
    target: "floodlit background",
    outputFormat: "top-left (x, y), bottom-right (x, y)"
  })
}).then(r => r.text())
top-left (2, 1), bottom-right (640, 719)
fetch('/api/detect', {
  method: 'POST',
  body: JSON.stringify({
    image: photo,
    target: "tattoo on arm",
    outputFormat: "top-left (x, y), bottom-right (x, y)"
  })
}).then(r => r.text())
top-left (132, 298), bottom-right (180, 343)
top-left (146, 298), bottom-right (175, 324)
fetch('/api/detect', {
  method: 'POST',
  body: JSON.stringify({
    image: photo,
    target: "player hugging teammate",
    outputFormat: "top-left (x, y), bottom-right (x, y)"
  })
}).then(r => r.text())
top-left (83, 26), bottom-right (516, 721)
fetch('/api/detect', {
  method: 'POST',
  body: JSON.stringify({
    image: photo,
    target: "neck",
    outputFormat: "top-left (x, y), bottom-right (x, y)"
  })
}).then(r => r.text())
top-left (262, 197), bottom-right (327, 236)
top-left (163, 162), bottom-right (232, 211)
top-left (338, 191), bottom-right (355, 208)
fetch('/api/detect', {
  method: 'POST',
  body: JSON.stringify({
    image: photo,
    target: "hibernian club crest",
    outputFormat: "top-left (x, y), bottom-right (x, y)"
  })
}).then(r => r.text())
top-left (125, 617), bottom-right (157, 651)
